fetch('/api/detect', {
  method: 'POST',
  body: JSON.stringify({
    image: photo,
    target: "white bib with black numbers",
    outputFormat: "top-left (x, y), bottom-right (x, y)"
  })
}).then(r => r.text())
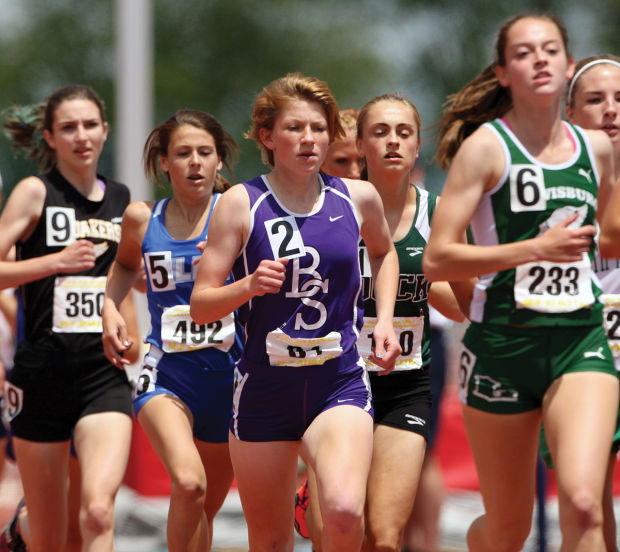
top-left (601, 294), bottom-right (620, 358)
top-left (358, 316), bottom-right (423, 371)
top-left (265, 328), bottom-right (343, 367)
top-left (160, 305), bottom-right (235, 353)
top-left (514, 253), bottom-right (594, 313)
top-left (53, 276), bottom-right (106, 333)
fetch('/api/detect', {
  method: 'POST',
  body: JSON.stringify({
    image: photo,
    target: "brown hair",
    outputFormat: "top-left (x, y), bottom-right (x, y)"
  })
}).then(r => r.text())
top-left (2, 84), bottom-right (106, 172)
top-left (143, 110), bottom-right (237, 193)
top-left (357, 93), bottom-right (422, 139)
top-left (435, 13), bottom-right (570, 169)
top-left (566, 54), bottom-right (620, 107)
top-left (245, 72), bottom-right (343, 167)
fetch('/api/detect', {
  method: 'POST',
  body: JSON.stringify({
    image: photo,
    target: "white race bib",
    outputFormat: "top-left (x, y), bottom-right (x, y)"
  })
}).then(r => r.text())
top-left (358, 316), bottom-right (423, 371)
top-left (53, 276), bottom-right (106, 333)
top-left (601, 294), bottom-right (620, 358)
top-left (265, 328), bottom-right (342, 367)
top-left (514, 253), bottom-right (594, 313)
top-left (161, 305), bottom-right (235, 353)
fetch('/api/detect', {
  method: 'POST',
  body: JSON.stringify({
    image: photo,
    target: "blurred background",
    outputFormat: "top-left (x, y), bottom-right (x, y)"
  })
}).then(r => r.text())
top-left (1, 0), bottom-right (619, 199)
top-left (0, 1), bottom-right (619, 550)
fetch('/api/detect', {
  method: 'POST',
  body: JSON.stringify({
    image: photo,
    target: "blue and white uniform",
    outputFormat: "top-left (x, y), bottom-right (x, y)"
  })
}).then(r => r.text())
top-left (230, 174), bottom-right (371, 441)
top-left (134, 197), bottom-right (242, 443)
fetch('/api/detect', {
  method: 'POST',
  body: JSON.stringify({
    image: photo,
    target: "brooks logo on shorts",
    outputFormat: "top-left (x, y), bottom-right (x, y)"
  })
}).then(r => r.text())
top-left (405, 414), bottom-right (425, 426)
top-left (583, 347), bottom-right (605, 360)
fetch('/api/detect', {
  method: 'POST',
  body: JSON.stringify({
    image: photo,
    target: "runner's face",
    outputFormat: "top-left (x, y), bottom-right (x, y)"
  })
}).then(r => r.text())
top-left (496, 17), bottom-right (574, 102)
top-left (160, 124), bottom-right (222, 198)
top-left (321, 128), bottom-right (365, 179)
top-left (567, 64), bottom-right (620, 146)
top-left (358, 100), bottom-right (420, 177)
top-left (44, 99), bottom-right (108, 169)
top-left (260, 99), bottom-right (330, 174)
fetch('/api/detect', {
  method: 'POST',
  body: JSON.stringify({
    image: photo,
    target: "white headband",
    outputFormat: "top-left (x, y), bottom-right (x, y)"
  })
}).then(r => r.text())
top-left (567, 59), bottom-right (620, 105)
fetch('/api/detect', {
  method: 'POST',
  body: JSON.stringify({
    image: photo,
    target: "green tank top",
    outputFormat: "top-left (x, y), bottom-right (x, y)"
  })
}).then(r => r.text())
top-left (469, 119), bottom-right (602, 327)
top-left (358, 186), bottom-right (436, 371)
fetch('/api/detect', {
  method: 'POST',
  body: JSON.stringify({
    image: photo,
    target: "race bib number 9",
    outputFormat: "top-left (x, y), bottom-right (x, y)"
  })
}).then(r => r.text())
top-left (53, 276), bottom-right (106, 333)
top-left (46, 207), bottom-right (76, 246)
top-left (514, 253), bottom-right (594, 313)
top-left (161, 305), bottom-right (235, 353)
top-left (265, 328), bottom-right (342, 367)
top-left (601, 294), bottom-right (620, 358)
top-left (358, 316), bottom-right (423, 371)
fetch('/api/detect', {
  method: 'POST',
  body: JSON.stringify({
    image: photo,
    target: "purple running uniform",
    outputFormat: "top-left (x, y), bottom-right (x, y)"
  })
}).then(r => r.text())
top-left (231, 173), bottom-right (372, 441)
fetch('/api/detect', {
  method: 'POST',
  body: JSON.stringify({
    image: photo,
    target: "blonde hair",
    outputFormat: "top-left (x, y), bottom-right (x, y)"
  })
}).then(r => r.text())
top-left (338, 108), bottom-right (359, 134)
top-left (435, 13), bottom-right (570, 169)
top-left (245, 73), bottom-right (343, 167)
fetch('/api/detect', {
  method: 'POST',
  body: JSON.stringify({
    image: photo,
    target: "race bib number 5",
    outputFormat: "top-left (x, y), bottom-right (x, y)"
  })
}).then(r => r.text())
top-left (53, 276), bottom-right (106, 333)
top-left (514, 253), bottom-right (594, 313)
top-left (161, 305), bottom-right (235, 353)
top-left (358, 316), bottom-right (423, 371)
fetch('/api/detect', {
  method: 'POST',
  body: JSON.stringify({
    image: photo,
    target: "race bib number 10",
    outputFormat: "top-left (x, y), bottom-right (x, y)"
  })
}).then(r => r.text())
top-left (358, 316), bottom-right (423, 371)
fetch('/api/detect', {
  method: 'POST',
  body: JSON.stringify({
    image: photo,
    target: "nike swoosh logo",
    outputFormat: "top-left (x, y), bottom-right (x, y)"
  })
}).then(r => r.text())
top-left (329, 215), bottom-right (344, 222)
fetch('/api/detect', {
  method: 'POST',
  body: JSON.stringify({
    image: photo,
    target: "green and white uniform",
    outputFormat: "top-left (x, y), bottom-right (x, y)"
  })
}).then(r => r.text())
top-left (358, 186), bottom-right (435, 437)
top-left (460, 119), bottom-right (616, 414)
top-left (358, 185), bottom-right (435, 372)
top-left (469, 120), bottom-right (602, 326)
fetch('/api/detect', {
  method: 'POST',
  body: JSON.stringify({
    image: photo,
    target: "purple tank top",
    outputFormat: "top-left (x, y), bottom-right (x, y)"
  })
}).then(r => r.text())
top-left (232, 173), bottom-right (364, 368)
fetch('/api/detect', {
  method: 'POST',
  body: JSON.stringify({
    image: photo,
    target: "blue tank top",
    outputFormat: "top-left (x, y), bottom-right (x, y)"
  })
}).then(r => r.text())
top-left (143, 197), bottom-right (242, 370)
top-left (232, 174), bottom-right (364, 368)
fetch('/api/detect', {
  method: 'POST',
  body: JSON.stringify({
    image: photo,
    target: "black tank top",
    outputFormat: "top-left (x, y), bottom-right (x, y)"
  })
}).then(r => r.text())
top-left (17, 168), bottom-right (130, 349)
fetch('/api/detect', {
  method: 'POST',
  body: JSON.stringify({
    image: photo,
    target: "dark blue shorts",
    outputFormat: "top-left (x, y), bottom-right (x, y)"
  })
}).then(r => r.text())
top-left (133, 345), bottom-right (234, 443)
top-left (231, 349), bottom-right (372, 442)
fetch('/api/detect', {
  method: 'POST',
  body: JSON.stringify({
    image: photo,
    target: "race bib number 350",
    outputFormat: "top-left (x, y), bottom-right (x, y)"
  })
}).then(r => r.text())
top-left (514, 253), bottom-right (594, 313)
top-left (53, 276), bottom-right (106, 333)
